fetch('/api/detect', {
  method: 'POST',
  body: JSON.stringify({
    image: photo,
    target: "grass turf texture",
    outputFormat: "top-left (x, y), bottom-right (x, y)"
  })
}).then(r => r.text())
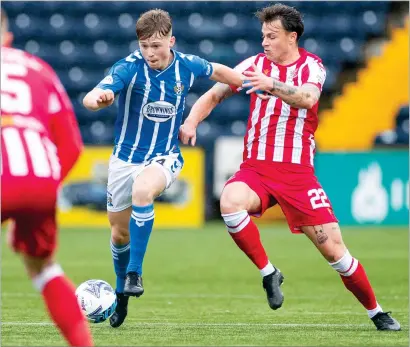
top-left (1, 222), bottom-right (408, 346)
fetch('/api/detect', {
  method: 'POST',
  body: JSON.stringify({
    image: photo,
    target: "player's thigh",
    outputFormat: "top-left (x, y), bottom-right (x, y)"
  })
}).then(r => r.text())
top-left (133, 153), bottom-right (184, 203)
top-left (107, 155), bottom-right (141, 212)
top-left (11, 208), bottom-right (58, 260)
top-left (300, 222), bottom-right (346, 262)
top-left (273, 172), bottom-right (338, 234)
top-left (221, 167), bottom-right (266, 214)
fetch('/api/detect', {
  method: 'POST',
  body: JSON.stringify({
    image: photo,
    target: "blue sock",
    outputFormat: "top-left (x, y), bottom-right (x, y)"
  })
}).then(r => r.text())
top-left (126, 204), bottom-right (154, 275)
top-left (110, 241), bottom-right (130, 293)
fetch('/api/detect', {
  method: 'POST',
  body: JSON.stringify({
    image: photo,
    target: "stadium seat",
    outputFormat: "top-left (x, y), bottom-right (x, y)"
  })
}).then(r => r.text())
top-left (1, 1), bottom-right (391, 142)
top-left (395, 105), bottom-right (409, 129)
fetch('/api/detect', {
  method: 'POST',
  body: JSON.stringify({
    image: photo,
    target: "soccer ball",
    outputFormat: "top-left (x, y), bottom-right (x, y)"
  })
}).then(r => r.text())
top-left (75, 279), bottom-right (117, 323)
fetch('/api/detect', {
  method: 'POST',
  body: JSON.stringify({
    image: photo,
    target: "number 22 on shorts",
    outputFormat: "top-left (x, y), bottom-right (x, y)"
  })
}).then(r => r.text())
top-left (308, 188), bottom-right (330, 209)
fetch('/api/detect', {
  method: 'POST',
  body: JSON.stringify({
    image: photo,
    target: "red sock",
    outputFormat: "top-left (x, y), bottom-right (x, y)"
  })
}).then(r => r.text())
top-left (42, 276), bottom-right (93, 346)
top-left (340, 262), bottom-right (378, 310)
top-left (223, 211), bottom-right (269, 269)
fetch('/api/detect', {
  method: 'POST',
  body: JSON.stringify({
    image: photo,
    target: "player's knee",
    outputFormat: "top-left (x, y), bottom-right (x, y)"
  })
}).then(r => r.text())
top-left (111, 225), bottom-right (129, 245)
top-left (322, 238), bottom-right (346, 263)
top-left (132, 188), bottom-right (155, 206)
top-left (220, 191), bottom-right (248, 214)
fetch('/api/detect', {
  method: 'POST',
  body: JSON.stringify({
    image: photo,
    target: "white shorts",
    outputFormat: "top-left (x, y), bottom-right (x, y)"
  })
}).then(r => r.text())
top-left (106, 153), bottom-right (183, 212)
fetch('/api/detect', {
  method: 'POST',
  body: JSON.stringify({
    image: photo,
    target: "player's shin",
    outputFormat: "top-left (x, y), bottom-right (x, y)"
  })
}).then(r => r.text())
top-left (222, 210), bottom-right (275, 276)
top-left (126, 204), bottom-right (154, 275)
top-left (110, 240), bottom-right (130, 293)
top-left (32, 263), bottom-right (93, 346)
top-left (329, 250), bottom-right (382, 317)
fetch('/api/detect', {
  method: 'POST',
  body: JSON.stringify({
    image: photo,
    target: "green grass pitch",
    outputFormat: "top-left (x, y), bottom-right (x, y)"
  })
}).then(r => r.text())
top-left (1, 222), bottom-right (408, 346)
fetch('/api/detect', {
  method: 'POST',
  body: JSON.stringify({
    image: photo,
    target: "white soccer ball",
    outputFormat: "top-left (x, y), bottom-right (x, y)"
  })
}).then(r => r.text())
top-left (75, 279), bottom-right (117, 323)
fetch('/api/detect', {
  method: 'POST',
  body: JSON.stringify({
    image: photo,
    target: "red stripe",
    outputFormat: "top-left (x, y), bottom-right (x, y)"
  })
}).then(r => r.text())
top-left (227, 215), bottom-right (249, 230)
top-left (250, 57), bottom-right (272, 159)
top-left (266, 66), bottom-right (286, 161)
top-left (339, 258), bottom-right (355, 275)
top-left (244, 55), bottom-right (262, 161)
top-left (283, 57), bottom-right (307, 163)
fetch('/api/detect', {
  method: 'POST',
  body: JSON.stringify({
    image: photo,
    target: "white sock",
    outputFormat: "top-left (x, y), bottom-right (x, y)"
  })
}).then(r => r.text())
top-left (260, 262), bottom-right (275, 277)
top-left (328, 250), bottom-right (358, 276)
top-left (32, 263), bottom-right (64, 292)
top-left (221, 210), bottom-right (250, 233)
top-left (367, 303), bottom-right (383, 318)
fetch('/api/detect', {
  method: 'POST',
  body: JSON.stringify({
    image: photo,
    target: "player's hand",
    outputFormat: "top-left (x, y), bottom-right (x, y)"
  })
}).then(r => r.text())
top-left (96, 89), bottom-right (115, 107)
top-left (242, 63), bottom-right (273, 98)
top-left (83, 89), bottom-right (115, 110)
top-left (179, 121), bottom-right (197, 146)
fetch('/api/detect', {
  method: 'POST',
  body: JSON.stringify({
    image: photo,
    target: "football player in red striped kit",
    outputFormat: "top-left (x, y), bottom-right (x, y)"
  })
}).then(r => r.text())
top-left (179, 3), bottom-right (400, 331)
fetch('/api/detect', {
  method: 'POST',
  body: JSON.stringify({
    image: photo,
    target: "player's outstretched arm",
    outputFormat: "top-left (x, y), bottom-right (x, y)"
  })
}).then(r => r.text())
top-left (209, 63), bottom-right (243, 87)
top-left (179, 83), bottom-right (233, 146)
top-left (83, 88), bottom-right (115, 111)
top-left (242, 63), bottom-right (321, 109)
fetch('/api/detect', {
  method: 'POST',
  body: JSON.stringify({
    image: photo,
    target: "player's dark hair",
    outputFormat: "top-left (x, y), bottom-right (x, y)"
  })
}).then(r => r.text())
top-left (136, 9), bottom-right (172, 40)
top-left (255, 3), bottom-right (304, 41)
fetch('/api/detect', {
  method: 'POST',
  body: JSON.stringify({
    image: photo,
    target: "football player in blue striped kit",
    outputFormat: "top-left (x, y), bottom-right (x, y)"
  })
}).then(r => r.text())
top-left (83, 8), bottom-right (243, 328)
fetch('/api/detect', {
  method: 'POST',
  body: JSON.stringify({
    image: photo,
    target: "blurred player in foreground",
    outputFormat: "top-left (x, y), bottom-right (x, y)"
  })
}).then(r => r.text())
top-left (1, 8), bottom-right (94, 346)
top-left (83, 9), bottom-right (243, 328)
top-left (180, 3), bottom-right (400, 331)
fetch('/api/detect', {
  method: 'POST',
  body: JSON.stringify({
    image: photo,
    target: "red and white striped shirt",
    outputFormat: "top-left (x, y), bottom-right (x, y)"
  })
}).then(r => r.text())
top-left (232, 48), bottom-right (326, 167)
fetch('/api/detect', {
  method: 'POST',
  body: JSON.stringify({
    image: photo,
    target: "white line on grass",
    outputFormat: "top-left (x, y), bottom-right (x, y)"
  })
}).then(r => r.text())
top-left (2, 322), bottom-right (373, 328)
top-left (2, 292), bottom-right (407, 301)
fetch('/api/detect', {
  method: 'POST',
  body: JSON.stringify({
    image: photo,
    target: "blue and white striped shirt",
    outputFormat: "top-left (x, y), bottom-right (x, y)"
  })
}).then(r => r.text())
top-left (96, 49), bottom-right (213, 164)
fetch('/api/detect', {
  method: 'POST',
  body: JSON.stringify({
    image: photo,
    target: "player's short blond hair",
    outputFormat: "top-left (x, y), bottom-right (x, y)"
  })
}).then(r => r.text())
top-left (136, 9), bottom-right (172, 40)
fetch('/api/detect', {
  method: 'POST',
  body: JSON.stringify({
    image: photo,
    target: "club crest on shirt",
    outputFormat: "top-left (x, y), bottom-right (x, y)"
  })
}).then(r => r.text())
top-left (100, 75), bottom-right (113, 85)
top-left (173, 80), bottom-right (184, 95)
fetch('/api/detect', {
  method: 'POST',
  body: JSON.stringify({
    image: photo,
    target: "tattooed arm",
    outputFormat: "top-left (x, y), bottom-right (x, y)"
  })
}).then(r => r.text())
top-left (268, 81), bottom-right (320, 109)
top-left (242, 63), bottom-right (322, 109)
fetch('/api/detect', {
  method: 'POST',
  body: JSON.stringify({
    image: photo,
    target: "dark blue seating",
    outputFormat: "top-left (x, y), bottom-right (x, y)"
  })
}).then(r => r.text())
top-left (1, 1), bottom-right (391, 144)
top-left (374, 105), bottom-right (409, 146)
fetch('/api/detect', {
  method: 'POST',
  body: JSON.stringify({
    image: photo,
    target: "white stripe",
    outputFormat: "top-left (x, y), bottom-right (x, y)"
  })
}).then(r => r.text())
top-left (246, 57), bottom-right (265, 158)
top-left (340, 258), bottom-right (359, 277)
top-left (144, 80), bottom-right (165, 161)
top-left (110, 243), bottom-right (130, 254)
top-left (273, 66), bottom-right (295, 162)
top-left (257, 66), bottom-right (280, 160)
top-left (131, 213), bottom-right (154, 222)
top-left (291, 108), bottom-right (307, 164)
top-left (128, 64), bottom-right (150, 162)
top-left (115, 72), bottom-right (138, 157)
top-left (289, 60), bottom-right (310, 164)
top-left (307, 58), bottom-right (326, 87)
top-left (2, 292), bottom-right (407, 301)
top-left (131, 210), bottom-right (154, 219)
top-left (234, 55), bottom-right (257, 74)
top-left (309, 134), bottom-right (315, 166)
top-left (0, 322), bottom-right (373, 328)
top-left (189, 72), bottom-right (194, 88)
top-left (227, 215), bottom-right (250, 233)
top-left (166, 60), bottom-right (181, 151)
top-left (131, 215), bottom-right (154, 222)
top-left (32, 264), bottom-right (63, 292)
top-left (2, 128), bottom-right (29, 176)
